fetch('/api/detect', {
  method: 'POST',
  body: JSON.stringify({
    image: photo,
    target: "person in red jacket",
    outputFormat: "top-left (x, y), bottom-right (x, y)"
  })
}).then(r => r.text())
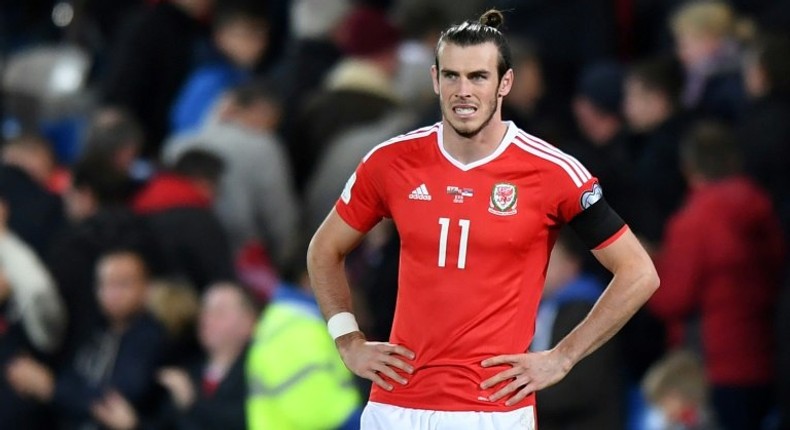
top-left (132, 149), bottom-right (234, 291)
top-left (650, 121), bottom-right (785, 430)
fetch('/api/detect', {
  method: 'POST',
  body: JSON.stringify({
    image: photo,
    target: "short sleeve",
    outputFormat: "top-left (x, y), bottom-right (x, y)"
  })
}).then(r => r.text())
top-left (335, 160), bottom-right (388, 233)
top-left (552, 172), bottom-right (604, 225)
top-left (546, 164), bottom-right (628, 249)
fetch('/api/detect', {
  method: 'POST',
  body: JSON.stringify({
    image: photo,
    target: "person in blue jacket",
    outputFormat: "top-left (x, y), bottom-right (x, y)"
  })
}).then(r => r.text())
top-left (171, 3), bottom-right (269, 135)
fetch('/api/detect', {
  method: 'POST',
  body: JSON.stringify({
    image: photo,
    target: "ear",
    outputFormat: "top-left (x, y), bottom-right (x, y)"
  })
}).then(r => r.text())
top-left (498, 68), bottom-right (514, 98)
top-left (431, 65), bottom-right (440, 95)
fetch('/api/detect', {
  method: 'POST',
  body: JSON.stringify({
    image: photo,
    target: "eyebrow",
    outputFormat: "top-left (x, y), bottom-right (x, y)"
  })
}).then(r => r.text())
top-left (440, 68), bottom-right (490, 76)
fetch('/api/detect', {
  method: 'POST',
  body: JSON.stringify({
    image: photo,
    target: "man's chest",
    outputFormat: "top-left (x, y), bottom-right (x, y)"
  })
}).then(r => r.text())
top-left (382, 164), bottom-right (547, 267)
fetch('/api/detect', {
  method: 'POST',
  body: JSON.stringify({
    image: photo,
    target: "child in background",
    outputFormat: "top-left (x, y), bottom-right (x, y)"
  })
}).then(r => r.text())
top-left (670, 0), bottom-right (746, 121)
top-left (170, 3), bottom-right (269, 135)
top-left (642, 350), bottom-right (717, 430)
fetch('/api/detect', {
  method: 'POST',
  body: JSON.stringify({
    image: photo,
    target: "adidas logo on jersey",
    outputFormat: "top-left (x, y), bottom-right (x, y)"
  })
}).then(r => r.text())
top-left (408, 184), bottom-right (432, 201)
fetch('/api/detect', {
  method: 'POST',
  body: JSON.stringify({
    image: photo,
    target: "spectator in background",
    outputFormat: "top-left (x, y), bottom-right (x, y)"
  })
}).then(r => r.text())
top-left (623, 55), bottom-right (689, 243)
top-left (170, 3), bottom-right (269, 135)
top-left (49, 159), bottom-right (160, 362)
top-left (670, 0), bottom-right (746, 122)
top-left (0, 199), bottom-right (66, 430)
top-left (81, 106), bottom-right (146, 186)
top-left (6, 249), bottom-right (167, 430)
top-left (0, 200), bottom-right (65, 355)
top-left (165, 80), bottom-right (299, 271)
top-left (569, 62), bottom-right (666, 393)
top-left (147, 279), bottom-right (202, 367)
top-left (272, 0), bottom-right (351, 142)
top-left (101, 0), bottom-right (214, 156)
top-left (568, 62), bottom-right (649, 238)
top-left (533, 231), bottom-right (623, 430)
top-left (492, 0), bottom-right (618, 122)
top-left (742, 37), bottom-right (790, 422)
top-left (304, 111), bottom-right (418, 236)
top-left (739, 34), bottom-right (790, 238)
top-left (246, 262), bottom-right (361, 430)
top-left (650, 122), bottom-right (784, 430)
top-left (153, 282), bottom-right (256, 430)
top-left (391, 3), bottom-right (449, 110)
top-left (133, 149), bottom-right (234, 292)
top-left (642, 350), bottom-right (716, 430)
top-left (501, 39), bottom-right (560, 140)
top-left (288, 5), bottom-right (401, 192)
top-left (0, 135), bottom-right (64, 258)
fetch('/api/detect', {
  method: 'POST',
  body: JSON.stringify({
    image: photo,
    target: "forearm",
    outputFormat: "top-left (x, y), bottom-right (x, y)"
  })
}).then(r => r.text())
top-left (553, 265), bottom-right (658, 370)
top-left (306, 240), bottom-right (355, 322)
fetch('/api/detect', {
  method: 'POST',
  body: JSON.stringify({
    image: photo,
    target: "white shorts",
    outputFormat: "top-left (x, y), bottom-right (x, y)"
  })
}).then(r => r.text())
top-left (360, 401), bottom-right (536, 430)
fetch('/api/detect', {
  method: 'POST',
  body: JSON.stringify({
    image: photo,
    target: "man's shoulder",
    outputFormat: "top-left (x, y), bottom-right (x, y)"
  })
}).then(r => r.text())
top-left (361, 123), bottom-right (440, 165)
top-left (508, 127), bottom-right (594, 187)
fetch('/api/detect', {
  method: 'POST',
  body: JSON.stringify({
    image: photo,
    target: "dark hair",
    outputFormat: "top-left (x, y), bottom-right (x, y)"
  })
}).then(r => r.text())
top-left (172, 149), bottom-right (225, 184)
top-left (509, 38), bottom-right (540, 67)
top-left (83, 107), bottom-right (143, 159)
top-left (71, 158), bottom-right (132, 206)
top-left (435, 9), bottom-right (512, 80)
top-left (213, 1), bottom-right (268, 31)
top-left (749, 34), bottom-right (790, 95)
top-left (206, 282), bottom-right (261, 315)
top-left (228, 78), bottom-right (282, 108)
top-left (98, 247), bottom-right (151, 279)
top-left (628, 55), bottom-right (685, 106)
top-left (681, 121), bottom-right (741, 180)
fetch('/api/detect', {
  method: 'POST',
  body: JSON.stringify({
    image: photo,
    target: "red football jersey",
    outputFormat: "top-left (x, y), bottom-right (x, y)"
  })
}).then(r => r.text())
top-left (336, 121), bottom-right (619, 412)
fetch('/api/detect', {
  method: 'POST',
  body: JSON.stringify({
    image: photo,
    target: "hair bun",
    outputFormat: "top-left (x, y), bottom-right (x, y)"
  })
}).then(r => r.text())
top-left (479, 9), bottom-right (504, 30)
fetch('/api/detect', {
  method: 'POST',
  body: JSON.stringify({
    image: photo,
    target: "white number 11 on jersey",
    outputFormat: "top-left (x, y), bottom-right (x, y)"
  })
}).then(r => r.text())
top-left (438, 217), bottom-right (470, 269)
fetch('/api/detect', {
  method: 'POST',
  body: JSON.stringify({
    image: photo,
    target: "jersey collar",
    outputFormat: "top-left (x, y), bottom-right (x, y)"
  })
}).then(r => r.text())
top-left (436, 121), bottom-right (517, 171)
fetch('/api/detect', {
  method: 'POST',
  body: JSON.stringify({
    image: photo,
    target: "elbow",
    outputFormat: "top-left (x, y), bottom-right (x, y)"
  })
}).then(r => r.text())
top-left (641, 263), bottom-right (661, 297)
top-left (306, 234), bottom-right (322, 274)
top-left (306, 230), bottom-right (341, 273)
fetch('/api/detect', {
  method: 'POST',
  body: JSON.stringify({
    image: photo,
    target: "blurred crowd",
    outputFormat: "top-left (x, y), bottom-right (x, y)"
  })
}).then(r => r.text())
top-left (0, 0), bottom-right (789, 429)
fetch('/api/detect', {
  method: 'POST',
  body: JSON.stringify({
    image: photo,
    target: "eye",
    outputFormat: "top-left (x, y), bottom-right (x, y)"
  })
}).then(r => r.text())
top-left (470, 73), bottom-right (488, 82)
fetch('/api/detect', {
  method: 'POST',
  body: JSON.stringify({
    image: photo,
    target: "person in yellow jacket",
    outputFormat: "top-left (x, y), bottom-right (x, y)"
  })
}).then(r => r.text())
top-left (246, 271), bottom-right (362, 430)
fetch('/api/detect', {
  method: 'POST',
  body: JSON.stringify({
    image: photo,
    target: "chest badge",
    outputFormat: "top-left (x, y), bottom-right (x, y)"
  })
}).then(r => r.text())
top-left (489, 183), bottom-right (518, 216)
top-left (446, 186), bottom-right (474, 203)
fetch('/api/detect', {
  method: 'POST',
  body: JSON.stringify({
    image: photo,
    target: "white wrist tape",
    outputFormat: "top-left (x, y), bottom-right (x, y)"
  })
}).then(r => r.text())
top-left (327, 312), bottom-right (360, 340)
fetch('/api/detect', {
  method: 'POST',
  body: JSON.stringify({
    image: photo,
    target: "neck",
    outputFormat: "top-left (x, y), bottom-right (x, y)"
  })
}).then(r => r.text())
top-left (442, 118), bottom-right (509, 165)
top-left (208, 344), bottom-right (244, 372)
top-left (109, 316), bottom-right (134, 334)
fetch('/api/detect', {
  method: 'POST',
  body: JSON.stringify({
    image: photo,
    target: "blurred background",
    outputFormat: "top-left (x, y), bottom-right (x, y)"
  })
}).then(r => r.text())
top-left (0, 0), bottom-right (788, 429)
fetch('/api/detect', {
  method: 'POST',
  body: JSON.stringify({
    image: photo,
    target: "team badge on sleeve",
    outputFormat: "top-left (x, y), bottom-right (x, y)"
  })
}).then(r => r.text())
top-left (488, 183), bottom-right (518, 216)
top-left (580, 182), bottom-right (603, 209)
top-left (341, 172), bottom-right (356, 204)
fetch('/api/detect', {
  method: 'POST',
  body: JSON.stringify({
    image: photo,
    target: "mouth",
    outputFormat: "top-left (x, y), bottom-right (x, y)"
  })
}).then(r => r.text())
top-left (452, 104), bottom-right (478, 118)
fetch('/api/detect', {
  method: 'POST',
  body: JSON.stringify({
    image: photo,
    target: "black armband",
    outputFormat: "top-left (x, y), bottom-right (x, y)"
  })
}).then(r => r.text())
top-left (568, 197), bottom-right (627, 249)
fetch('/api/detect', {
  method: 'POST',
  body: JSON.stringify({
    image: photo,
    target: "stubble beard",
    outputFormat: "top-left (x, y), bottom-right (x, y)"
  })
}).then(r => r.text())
top-left (444, 96), bottom-right (499, 139)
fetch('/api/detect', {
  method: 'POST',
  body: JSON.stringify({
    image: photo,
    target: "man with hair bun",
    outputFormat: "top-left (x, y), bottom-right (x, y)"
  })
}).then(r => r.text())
top-left (308, 9), bottom-right (658, 429)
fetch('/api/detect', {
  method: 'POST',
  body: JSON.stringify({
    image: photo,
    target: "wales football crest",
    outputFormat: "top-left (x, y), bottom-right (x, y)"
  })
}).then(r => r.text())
top-left (488, 183), bottom-right (518, 216)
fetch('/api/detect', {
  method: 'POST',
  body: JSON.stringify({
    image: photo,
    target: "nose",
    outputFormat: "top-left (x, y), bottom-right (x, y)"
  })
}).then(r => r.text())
top-left (455, 77), bottom-right (472, 99)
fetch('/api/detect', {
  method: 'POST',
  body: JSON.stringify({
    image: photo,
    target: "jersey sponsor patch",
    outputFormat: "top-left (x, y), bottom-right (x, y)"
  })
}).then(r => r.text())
top-left (341, 172), bottom-right (356, 204)
top-left (580, 182), bottom-right (603, 209)
top-left (446, 186), bottom-right (474, 203)
top-left (408, 184), bottom-right (432, 201)
top-left (488, 183), bottom-right (518, 216)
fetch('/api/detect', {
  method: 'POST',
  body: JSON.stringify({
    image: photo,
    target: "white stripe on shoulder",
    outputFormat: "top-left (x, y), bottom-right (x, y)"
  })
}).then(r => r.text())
top-left (517, 131), bottom-right (592, 181)
top-left (513, 137), bottom-right (584, 187)
top-left (362, 124), bottom-right (439, 162)
top-left (404, 123), bottom-right (439, 136)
